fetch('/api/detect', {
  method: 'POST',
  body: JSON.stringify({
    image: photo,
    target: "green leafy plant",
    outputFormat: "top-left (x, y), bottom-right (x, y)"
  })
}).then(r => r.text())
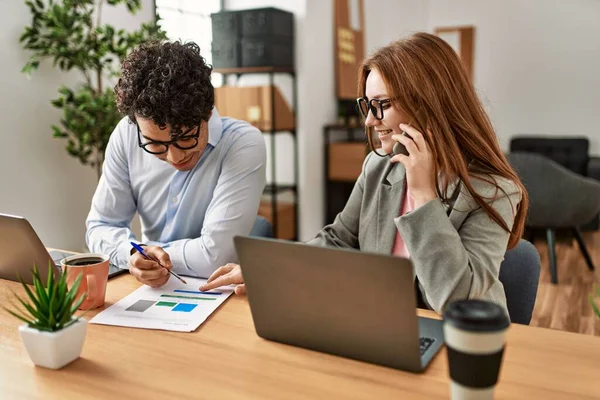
top-left (5, 263), bottom-right (86, 332)
top-left (590, 283), bottom-right (600, 319)
top-left (20, 0), bottom-right (167, 178)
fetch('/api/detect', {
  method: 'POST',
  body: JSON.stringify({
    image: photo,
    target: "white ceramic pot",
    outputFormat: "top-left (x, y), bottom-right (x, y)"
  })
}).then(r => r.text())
top-left (18, 318), bottom-right (87, 369)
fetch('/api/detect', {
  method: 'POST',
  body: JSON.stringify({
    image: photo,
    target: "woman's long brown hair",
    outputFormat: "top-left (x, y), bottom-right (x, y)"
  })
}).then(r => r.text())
top-left (358, 32), bottom-right (528, 249)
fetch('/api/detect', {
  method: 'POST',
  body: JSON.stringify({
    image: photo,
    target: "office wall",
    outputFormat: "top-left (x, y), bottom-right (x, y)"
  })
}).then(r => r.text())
top-left (0, 1), bottom-right (154, 250)
top-left (364, 0), bottom-right (427, 55)
top-left (224, 0), bottom-right (418, 239)
top-left (426, 0), bottom-right (600, 153)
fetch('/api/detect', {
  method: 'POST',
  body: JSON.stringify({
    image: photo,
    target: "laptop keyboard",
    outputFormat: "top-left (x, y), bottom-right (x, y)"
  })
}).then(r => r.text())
top-left (420, 337), bottom-right (435, 355)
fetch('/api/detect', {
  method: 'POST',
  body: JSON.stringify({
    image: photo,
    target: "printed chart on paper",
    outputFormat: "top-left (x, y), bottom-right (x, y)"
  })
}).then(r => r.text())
top-left (90, 277), bottom-right (233, 332)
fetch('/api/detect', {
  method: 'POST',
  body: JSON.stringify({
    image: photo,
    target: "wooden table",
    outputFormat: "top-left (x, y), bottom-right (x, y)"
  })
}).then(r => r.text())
top-left (1, 274), bottom-right (599, 399)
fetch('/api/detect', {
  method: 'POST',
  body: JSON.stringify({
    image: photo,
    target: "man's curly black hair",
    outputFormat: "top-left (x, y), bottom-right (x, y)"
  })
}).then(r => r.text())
top-left (115, 41), bottom-right (214, 136)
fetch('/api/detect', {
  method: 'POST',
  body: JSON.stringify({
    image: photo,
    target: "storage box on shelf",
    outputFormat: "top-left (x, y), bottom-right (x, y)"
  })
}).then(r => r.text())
top-left (211, 7), bottom-right (294, 69)
top-left (211, 40), bottom-right (240, 69)
top-left (214, 85), bottom-right (295, 131)
top-left (211, 10), bottom-right (242, 40)
top-left (240, 7), bottom-right (293, 37)
top-left (241, 37), bottom-right (294, 68)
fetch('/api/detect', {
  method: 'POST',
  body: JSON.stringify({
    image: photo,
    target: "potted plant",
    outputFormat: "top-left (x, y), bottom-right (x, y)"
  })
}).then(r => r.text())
top-left (5, 263), bottom-right (87, 369)
top-left (19, 0), bottom-right (166, 179)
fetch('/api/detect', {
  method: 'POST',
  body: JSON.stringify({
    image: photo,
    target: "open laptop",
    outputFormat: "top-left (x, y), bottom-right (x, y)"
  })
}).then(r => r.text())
top-left (234, 236), bottom-right (445, 373)
top-left (0, 213), bottom-right (127, 285)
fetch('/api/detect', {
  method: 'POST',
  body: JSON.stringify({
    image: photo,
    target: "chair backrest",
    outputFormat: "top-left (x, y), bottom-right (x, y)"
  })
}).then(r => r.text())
top-left (250, 215), bottom-right (274, 238)
top-left (499, 239), bottom-right (540, 325)
top-left (507, 152), bottom-right (600, 228)
top-left (510, 136), bottom-right (589, 176)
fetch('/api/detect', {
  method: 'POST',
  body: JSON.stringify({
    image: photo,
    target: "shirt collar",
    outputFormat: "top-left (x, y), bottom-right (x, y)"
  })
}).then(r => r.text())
top-left (207, 107), bottom-right (223, 147)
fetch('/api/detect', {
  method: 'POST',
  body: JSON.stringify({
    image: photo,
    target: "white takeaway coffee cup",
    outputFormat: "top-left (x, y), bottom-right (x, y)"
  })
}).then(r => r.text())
top-left (443, 299), bottom-right (510, 400)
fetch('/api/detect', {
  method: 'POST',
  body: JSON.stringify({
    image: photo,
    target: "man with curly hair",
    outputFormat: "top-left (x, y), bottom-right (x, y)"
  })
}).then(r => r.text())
top-left (85, 41), bottom-right (266, 288)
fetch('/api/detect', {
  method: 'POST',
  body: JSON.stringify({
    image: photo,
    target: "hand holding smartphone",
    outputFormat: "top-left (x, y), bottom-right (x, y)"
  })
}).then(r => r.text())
top-left (392, 131), bottom-right (412, 156)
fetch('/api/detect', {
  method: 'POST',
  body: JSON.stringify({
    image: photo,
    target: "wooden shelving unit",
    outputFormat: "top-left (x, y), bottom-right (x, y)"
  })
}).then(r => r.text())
top-left (216, 68), bottom-right (298, 240)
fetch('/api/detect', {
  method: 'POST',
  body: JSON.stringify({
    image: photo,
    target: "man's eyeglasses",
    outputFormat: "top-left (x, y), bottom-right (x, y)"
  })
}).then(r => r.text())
top-left (356, 97), bottom-right (392, 121)
top-left (137, 123), bottom-right (201, 155)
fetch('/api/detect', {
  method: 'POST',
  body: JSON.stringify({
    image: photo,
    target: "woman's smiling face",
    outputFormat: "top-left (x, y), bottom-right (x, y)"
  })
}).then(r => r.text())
top-left (363, 68), bottom-right (408, 155)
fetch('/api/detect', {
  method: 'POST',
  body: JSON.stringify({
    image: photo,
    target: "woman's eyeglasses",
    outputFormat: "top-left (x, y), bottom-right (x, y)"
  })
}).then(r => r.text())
top-left (356, 97), bottom-right (392, 121)
top-left (137, 123), bottom-right (201, 155)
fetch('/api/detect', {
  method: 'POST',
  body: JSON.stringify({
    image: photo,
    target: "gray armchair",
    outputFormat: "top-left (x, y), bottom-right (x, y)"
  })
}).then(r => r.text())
top-left (510, 137), bottom-right (590, 176)
top-left (506, 152), bottom-right (600, 284)
top-left (510, 136), bottom-right (600, 230)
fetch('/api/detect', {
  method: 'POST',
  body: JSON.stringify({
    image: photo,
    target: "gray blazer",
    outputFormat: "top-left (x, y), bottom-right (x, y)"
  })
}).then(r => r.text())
top-left (308, 152), bottom-right (522, 314)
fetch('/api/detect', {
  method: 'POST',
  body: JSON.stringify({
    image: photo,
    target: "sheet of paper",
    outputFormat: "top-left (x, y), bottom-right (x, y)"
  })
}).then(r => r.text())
top-left (90, 277), bottom-right (233, 332)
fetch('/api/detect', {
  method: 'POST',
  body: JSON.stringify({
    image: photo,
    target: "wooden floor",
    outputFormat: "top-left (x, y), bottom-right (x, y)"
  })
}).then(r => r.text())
top-left (530, 229), bottom-right (600, 335)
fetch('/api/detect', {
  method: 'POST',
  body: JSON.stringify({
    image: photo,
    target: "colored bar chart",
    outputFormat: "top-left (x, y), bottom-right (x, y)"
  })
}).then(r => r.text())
top-left (155, 301), bottom-right (177, 307)
top-left (161, 294), bottom-right (217, 301)
top-left (125, 300), bottom-right (155, 312)
top-left (90, 276), bottom-right (234, 332)
top-left (125, 292), bottom-right (219, 315)
top-left (174, 289), bottom-right (222, 295)
top-left (172, 303), bottom-right (198, 312)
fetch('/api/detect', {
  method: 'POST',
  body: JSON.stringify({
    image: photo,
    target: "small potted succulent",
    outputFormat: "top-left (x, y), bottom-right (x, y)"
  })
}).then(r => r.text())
top-left (5, 263), bottom-right (87, 369)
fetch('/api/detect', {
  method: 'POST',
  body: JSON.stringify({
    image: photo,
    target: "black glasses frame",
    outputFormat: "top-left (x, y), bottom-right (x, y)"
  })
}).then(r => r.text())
top-left (136, 122), bottom-right (202, 155)
top-left (356, 97), bottom-right (392, 121)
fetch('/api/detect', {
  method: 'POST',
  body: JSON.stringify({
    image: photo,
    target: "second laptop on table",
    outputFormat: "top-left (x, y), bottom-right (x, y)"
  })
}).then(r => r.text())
top-left (234, 235), bottom-right (445, 373)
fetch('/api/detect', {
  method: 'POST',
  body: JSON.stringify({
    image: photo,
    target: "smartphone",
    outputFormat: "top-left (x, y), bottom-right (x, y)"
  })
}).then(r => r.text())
top-left (392, 131), bottom-right (411, 156)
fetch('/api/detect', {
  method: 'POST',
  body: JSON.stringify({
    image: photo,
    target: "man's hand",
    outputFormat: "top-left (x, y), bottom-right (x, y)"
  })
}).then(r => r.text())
top-left (129, 245), bottom-right (173, 288)
top-left (200, 263), bottom-right (246, 295)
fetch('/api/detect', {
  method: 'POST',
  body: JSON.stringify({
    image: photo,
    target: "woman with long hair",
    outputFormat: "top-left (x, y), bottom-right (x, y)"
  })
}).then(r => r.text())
top-left (200, 32), bottom-right (528, 314)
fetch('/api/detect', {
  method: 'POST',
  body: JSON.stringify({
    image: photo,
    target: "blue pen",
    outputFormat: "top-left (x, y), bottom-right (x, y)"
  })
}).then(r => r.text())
top-left (130, 242), bottom-right (187, 284)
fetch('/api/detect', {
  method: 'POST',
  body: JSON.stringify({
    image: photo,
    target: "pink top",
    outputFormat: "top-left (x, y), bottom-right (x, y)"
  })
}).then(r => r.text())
top-left (391, 186), bottom-right (415, 258)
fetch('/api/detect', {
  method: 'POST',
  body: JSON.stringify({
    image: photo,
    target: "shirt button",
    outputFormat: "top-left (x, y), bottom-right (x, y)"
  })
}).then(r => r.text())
top-left (172, 197), bottom-right (178, 203)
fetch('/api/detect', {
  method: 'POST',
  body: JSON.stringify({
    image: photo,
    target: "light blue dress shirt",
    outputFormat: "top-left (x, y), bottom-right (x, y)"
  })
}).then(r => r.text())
top-left (85, 109), bottom-right (266, 278)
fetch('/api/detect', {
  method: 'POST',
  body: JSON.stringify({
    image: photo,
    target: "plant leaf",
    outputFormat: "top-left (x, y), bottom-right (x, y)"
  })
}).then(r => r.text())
top-left (14, 293), bottom-right (45, 324)
top-left (54, 276), bottom-right (68, 321)
top-left (64, 271), bottom-right (85, 318)
top-left (70, 293), bottom-right (86, 314)
top-left (46, 260), bottom-right (54, 290)
top-left (4, 307), bottom-right (34, 325)
top-left (20, 281), bottom-right (43, 312)
top-left (7, 294), bottom-right (33, 317)
top-left (47, 275), bottom-right (59, 329)
top-left (32, 265), bottom-right (49, 307)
